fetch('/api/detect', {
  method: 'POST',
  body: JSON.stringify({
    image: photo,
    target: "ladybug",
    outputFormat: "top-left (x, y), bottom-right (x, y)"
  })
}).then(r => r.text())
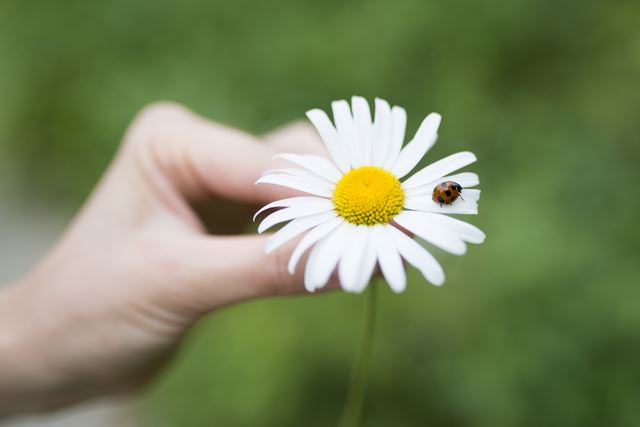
top-left (432, 181), bottom-right (464, 207)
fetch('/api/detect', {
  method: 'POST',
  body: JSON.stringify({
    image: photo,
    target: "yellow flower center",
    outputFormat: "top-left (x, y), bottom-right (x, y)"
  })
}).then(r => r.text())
top-left (333, 166), bottom-right (405, 226)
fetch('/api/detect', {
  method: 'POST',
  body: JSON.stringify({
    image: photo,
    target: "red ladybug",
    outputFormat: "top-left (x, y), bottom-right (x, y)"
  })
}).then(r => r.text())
top-left (432, 181), bottom-right (463, 207)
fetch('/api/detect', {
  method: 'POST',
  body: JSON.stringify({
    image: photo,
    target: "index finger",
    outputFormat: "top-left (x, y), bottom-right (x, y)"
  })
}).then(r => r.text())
top-left (120, 102), bottom-right (308, 205)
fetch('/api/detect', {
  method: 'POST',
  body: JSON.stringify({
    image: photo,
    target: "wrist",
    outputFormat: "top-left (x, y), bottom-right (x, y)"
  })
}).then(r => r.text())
top-left (0, 280), bottom-right (71, 415)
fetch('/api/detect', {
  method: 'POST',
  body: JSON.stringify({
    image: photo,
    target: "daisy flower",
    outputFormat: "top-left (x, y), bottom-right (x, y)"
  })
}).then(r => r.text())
top-left (255, 97), bottom-right (485, 293)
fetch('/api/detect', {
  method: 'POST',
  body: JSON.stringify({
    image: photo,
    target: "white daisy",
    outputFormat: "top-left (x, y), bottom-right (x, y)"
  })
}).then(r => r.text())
top-left (255, 96), bottom-right (485, 293)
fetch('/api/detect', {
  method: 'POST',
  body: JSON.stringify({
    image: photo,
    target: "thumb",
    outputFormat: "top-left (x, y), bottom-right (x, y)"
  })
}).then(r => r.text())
top-left (173, 233), bottom-right (337, 315)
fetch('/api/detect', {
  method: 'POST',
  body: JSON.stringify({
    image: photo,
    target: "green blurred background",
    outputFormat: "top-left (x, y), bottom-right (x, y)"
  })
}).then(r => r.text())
top-left (1, 0), bottom-right (639, 426)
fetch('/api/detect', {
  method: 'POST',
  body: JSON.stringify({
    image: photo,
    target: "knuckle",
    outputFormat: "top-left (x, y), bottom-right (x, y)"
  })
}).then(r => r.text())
top-left (124, 101), bottom-right (191, 147)
top-left (134, 101), bottom-right (191, 126)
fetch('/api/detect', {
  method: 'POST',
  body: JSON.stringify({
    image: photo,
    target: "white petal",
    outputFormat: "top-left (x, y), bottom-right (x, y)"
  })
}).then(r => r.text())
top-left (275, 153), bottom-right (342, 183)
top-left (260, 168), bottom-right (334, 187)
top-left (338, 224), bottom-right (368, 293)
top-left (306, 109), bottom-right (351, 172)
top-left (288, 217), bottom-right (344, 274)
top-left (372, 225), bottom-right (406, 293)
top-left (260, 168), bottom-right (297, 177)
top-left (354, 230), bottom-right (377, 293)
top-left (256, 174), bottom-right (333, 198)
top-left (403, 172), bottom-right (479, 198)
top-left (387, 226), bottom-right (445, 286)
top-left (371, 98), bottom-right (392, 166)
top-left (332, 100), bottom-right (359, 168)
top-left (265, 211), bottom-right (338, 254)
top-left (303, 221), bottom-right (350, 292)
top-left (394, 211), bottom-right (467, 255)
top-left (352, 96), bottom-right (373, 165)
top-left (415, 212), bottom-right (485, 244)
top-left (261, 167), bottom-right (334, 189)
top-left (404, 189), bottom-right (481, 215)
top-left (253, 196), bottom-right (331, 221)
top-left (383, 106), bottom-right (407, 170)
top-left (304, 246), bottom-right (320, 292)
top-left (438, 172), bottom-right (479, 188)
top-left (258, 200), bottom-right (335, 233)
top-left (392, 113), bottom-right (442, 178)
top-left (401, 152), bottom-right (477, 189)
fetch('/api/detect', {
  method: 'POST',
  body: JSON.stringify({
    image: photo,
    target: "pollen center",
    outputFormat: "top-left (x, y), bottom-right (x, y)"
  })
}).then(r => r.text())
top-left (333, 166), bottom-right (405, 226)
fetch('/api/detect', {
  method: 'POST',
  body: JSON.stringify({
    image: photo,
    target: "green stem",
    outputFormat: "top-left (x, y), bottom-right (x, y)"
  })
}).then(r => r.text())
top-left (338, 282), bottom-right (378, 427)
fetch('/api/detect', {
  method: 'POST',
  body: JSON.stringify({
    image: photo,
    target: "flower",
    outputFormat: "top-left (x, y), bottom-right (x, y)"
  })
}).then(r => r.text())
top-left (255, 97), bottom-right (485, 293)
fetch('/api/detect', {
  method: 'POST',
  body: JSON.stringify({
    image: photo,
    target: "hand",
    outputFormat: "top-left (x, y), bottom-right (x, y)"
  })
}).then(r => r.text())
top-left (0, 102), bottom-right (334, 415)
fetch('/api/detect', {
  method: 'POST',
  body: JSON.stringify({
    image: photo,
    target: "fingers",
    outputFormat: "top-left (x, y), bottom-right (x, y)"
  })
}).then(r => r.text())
top-left (110, 104), bottom-right (341, 313)
top-left (120, 103), bottom-right (329, 207)
top-left (263, 121), bottom-right (330, 157)
top-left (124, 102), bottom-right (286, 204)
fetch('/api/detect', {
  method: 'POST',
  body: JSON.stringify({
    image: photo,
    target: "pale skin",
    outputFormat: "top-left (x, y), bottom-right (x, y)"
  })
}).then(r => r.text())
top-left (0, 102), bottom-right (338, 415)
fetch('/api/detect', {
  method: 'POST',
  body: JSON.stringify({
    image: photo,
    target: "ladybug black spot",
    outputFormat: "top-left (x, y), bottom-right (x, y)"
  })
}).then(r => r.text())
top-left (445, 190), bottom-right (452, 197)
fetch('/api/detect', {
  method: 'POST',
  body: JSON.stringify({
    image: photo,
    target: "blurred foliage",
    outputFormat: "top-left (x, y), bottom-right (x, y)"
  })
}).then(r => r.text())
top-left (1, 0), bottom-right (640, 426)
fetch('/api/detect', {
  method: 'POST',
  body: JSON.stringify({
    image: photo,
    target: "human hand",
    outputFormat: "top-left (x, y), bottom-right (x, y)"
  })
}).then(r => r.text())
top-left (0, 102), bottom-right (334, 414)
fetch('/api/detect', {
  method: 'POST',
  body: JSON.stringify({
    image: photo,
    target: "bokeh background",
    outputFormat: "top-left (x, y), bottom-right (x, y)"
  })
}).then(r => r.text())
top-left (1, 0), bottom-right (640, 426)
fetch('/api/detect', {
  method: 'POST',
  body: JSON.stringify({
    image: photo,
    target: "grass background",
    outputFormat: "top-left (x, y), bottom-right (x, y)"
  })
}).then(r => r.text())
top-left (1, 0), bottom-right (639, 425)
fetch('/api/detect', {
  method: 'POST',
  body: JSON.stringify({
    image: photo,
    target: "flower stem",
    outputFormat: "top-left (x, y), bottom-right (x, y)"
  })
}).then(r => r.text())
top-left (338, 282), bottom-right (378, 427)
